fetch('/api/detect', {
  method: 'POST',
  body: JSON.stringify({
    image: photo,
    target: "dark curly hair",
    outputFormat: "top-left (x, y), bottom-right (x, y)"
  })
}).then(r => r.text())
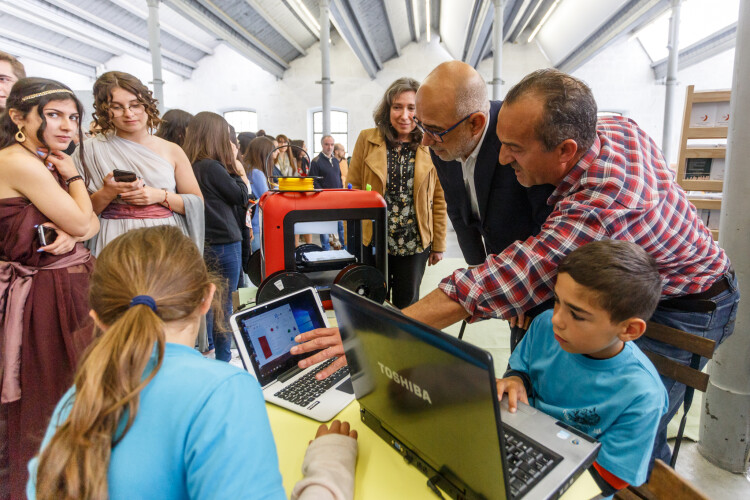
top-left (0, 77), bottom-right (90, 183)
top-left (92, 71), bottom-right (161, 134)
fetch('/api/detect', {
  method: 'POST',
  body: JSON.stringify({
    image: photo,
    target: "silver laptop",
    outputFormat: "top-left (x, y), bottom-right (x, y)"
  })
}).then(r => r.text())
top-left (230, 287), bottom-right (354, 422)
top-left (331, 285), bottom-right (600, 499)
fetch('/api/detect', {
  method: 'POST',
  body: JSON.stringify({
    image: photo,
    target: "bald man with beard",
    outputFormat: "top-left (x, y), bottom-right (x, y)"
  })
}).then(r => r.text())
top-left (415, 61), bottom-right (554, 344)
top-left (414, 61), bottom-right (554, 267)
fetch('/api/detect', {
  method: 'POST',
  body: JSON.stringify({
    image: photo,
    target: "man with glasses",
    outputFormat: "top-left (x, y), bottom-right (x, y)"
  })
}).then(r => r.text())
top-left (415, 61), bottom-right (553, 266)
top-left (415, 61), bottom-right (554, 344)
top-left (0, 51), bottom-right (26, 113)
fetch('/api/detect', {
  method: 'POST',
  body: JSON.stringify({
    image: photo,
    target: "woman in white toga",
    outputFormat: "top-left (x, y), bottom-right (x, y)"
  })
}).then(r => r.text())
top-left (74, 71), bottom-right (204, 256)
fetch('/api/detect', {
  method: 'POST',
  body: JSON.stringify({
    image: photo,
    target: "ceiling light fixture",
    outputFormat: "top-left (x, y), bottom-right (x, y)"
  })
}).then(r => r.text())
top-left (527, 0), bottom-right (561, 43)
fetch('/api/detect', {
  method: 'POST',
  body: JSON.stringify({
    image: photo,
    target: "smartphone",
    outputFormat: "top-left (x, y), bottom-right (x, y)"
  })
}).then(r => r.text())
top-left (37, 225), bottom-right (58, 246)
top-left (113, 169), bottom-right (138, 182)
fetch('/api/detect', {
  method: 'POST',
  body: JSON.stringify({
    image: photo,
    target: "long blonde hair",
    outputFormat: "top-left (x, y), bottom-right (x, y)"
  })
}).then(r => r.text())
top-left (35, 226), bottom-right (220, 500)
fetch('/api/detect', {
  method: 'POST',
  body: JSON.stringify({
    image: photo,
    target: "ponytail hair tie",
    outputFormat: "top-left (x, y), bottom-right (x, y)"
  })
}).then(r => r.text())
top-left (129, 295), bottom-right (157, 312)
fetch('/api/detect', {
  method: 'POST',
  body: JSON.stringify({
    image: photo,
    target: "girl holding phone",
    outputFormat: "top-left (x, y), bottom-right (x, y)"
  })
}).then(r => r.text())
top-left (28, 226), bottom-right (358, 500)
top-left (0, 77), bottom-right (99, 499)
top-left (73, 71), bottom-right (204, 256)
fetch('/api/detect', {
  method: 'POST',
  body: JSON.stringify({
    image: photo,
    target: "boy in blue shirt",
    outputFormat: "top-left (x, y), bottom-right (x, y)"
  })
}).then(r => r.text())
top-left (496, 240), bottom-right (668, 498)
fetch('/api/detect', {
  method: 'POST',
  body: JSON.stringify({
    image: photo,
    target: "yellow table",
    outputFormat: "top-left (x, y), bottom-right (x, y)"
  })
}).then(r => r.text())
top-left (267, 401), bottom-right (600, 499)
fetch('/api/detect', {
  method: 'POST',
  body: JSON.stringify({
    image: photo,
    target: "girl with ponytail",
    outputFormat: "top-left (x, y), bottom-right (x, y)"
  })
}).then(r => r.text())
top-left (28, 225), bottom-right (358, 500)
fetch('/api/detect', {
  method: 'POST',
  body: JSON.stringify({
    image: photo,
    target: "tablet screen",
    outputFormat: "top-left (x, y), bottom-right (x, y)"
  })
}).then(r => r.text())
top-left (232, 288), bottom-right (327, 386)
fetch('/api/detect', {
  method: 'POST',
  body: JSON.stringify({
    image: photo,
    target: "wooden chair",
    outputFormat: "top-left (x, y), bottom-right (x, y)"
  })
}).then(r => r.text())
top-left (614, 459), bottom-right (710, 500)
top-left (639, 321), bottom-right (716, 467)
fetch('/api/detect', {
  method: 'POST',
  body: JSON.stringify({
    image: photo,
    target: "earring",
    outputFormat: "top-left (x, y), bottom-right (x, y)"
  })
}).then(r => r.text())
top-left (15, 128), bottom-right (26, 143)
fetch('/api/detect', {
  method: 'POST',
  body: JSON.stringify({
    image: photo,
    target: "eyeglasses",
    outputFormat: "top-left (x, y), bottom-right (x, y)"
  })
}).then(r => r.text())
top-left (413, 112), bottom-right (477, 143)
top-left (109, 102), bottom-right (145, 116)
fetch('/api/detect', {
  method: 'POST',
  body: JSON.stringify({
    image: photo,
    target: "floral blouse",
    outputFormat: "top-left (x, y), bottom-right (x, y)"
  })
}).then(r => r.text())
top-left (385, 144), bottom-right (423, 256)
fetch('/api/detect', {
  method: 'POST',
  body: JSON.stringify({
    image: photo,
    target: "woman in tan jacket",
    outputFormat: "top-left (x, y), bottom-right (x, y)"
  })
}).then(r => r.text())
top-left (348, 77), bottom-right (447, 308)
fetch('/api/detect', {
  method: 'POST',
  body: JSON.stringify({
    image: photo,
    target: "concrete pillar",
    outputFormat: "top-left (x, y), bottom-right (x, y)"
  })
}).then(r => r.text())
top-left (319, 0), bottom-right (331, 136)
top-left (697, 0), bottom-right (750, 474)
top-left (491, 0), bottom-right (505, 100)
top-left (661, 0), bottom-right (681, 165)
top-left (146, 0), bottom-right (165, 113)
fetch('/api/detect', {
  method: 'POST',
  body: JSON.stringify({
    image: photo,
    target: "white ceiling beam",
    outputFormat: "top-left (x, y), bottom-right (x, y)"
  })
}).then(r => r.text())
top-left (0, 27), bottom-right (102, 67)
top-left (0, 37), bottom-right (96, 77)
top-left (329, 0), bottom-right (380, 79)
top-left (651, 22), bottom-right (737, 80)
top-left (54, 0), bottom-right (199, 68)
top-left (163, 0), bottom-right (287, 78)
top-left (382, 0), bottom-right (402, 57)
top-left (244, 0), bottom-right (306, 55)
top-left (108, 0), bottom-right (215, 55)
top-left (556, 0), bottom-right (669, 73)
top-left (195, 0), bottom-right (289, 66)
top-left (463, 0), bottom-right (492, 65)
top-left (1, 0), bottom-right (194, 78)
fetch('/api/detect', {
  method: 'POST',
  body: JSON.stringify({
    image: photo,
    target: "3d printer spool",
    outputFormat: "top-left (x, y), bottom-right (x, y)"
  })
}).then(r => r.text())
top-left (333, 264), bottom-right (387, 304)
top-left (246, 250), bottom-right (263, 286)
top-left (256, 270), bottom-right (315, 305)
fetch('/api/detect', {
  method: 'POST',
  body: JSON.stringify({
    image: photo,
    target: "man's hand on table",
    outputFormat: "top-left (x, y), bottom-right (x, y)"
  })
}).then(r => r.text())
top-left (291, 327), bottom-right (347, 380)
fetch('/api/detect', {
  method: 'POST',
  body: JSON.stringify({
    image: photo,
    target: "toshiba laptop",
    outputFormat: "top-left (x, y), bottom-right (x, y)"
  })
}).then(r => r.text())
top-left (230, 287), bottom-right (354, 421)
top-left (331, 286), bottom-right (600, 500)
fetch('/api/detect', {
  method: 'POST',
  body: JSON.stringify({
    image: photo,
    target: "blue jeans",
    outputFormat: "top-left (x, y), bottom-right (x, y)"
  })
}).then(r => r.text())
top-left (635, 270), bottom-right (740, 467)
top-left (320, 221), bottom-right (345, 250)
top-left (204, 241), bottom-right (242, 362)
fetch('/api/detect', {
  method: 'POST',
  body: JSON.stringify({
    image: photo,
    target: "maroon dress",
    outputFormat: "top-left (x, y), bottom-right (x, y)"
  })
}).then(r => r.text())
top-left (0, 191), bottom-right (94, 500)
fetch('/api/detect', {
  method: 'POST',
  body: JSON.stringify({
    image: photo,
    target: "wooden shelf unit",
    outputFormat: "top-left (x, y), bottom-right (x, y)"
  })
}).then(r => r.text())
top-left (675, 86), bottom-right (730, 240)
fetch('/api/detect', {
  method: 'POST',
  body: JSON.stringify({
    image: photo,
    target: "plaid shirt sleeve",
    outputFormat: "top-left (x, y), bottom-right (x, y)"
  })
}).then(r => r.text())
top-left (438, 205), bottom-right (609, 322)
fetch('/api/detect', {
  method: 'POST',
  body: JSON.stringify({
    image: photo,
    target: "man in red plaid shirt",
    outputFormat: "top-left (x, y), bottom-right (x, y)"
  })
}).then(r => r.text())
top-left (407, 69), bottom-right (739, 470)
top-left (294, 69), bottom-right (739, 472)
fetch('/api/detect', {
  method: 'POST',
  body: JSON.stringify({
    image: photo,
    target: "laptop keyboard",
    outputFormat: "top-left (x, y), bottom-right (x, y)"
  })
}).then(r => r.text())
top-left (503, 427), bottom-right (560, 499)
top-left (274, 358), bottom-right (349, 407)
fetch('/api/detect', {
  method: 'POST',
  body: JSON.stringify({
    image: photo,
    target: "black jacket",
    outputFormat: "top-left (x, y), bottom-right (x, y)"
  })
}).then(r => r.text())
top-left (430, 100), bottom-right (554, 265)
top-left (309, 154), bottom-right (343, 189)
top-left (192, 158), bottom-right (249, 245)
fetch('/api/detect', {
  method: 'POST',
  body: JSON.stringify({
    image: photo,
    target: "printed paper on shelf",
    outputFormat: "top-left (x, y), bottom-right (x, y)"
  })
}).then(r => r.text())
top-left (690, 103), bottom-right (718, 128)
top-left (716, 102), bottom-right (730, 126)
top-left (709, 158), bottom-right (725, 181)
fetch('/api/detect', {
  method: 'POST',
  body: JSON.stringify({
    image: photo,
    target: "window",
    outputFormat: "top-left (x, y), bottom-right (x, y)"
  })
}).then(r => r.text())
top-left (312, 109), bottom-right (347, 157)
top-left (223, 109), bottom-right (258, 134)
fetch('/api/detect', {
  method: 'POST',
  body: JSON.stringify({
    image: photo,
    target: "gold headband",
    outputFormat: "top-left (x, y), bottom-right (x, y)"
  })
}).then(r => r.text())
top-left (21, 89), bottom-right (74, 102)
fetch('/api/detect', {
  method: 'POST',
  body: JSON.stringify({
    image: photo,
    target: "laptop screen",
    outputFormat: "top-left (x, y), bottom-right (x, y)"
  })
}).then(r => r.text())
top-left (332, 286), bottom-right (507, 499)
top-left (232, 287), bottom-right (327, 386)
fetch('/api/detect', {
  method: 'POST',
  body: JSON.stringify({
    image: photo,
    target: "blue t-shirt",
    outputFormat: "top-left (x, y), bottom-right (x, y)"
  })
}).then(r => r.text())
top-left (508, 310), bottom-right (667, 486)
top-left (27, 343), bottom-right (286, 500)
top-left (250, 168), bottom-right (270, 238)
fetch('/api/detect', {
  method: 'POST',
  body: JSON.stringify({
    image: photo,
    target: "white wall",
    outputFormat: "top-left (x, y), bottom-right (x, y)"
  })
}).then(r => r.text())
top-left (167, 34), bottom-right (458, 154)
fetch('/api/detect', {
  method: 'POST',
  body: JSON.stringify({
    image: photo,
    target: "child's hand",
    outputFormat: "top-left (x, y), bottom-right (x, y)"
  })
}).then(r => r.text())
top-left (496, 376), bottom-right (529, 413)
top-left (309, 419), bottom-right (358, 444)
